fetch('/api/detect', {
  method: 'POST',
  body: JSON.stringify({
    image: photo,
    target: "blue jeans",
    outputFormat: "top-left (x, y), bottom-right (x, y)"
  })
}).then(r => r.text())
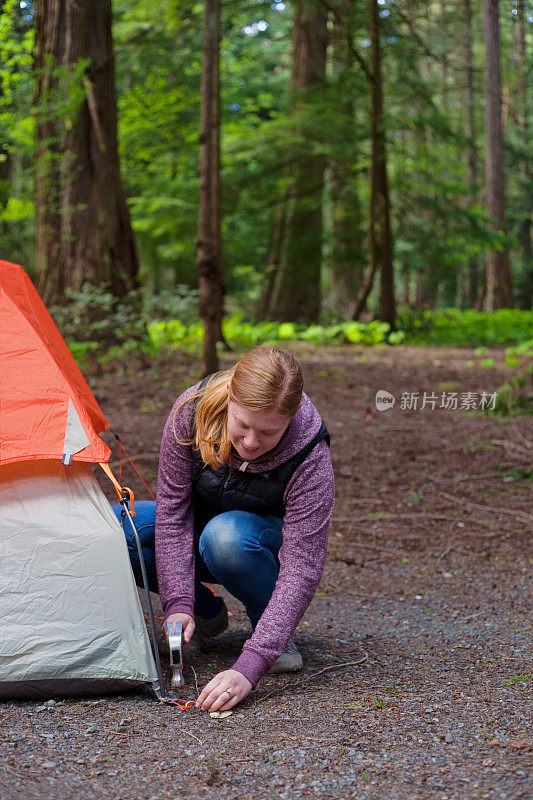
top-left (113, 501), bottom-right (283, 628)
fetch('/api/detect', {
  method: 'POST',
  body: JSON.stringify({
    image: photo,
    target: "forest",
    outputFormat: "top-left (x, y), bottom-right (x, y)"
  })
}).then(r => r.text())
top-left (1, 4), bottom-right (532, 798)
top-left (0, 0), bottom-right (531, 371)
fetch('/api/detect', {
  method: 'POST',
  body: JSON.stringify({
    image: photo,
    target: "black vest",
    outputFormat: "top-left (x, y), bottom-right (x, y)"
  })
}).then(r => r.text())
top-left (190, 378), bottom-right (330, 531)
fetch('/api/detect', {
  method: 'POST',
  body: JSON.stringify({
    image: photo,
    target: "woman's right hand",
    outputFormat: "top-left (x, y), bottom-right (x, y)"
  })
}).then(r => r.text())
top-left (163, 612), bottom-right (195, 644)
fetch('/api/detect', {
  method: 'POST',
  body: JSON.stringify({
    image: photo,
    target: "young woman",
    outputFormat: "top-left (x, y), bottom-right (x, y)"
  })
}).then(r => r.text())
top-left (116, 346), bottom-right (334, 713)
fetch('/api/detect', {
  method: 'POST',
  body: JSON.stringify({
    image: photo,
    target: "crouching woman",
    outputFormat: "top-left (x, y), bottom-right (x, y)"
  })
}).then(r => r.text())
top-left (121, 346), bottom-right (334, 713)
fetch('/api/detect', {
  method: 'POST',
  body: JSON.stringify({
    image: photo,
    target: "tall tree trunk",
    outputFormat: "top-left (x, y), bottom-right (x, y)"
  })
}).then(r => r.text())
top-left (197, 0), bottom-right (223, 374)
top-left (329, 2), bottom-right (366, 319)
top-left (516, 0), bottom-right (532, 307)
top-left (265, 0), bottom-right (328, 323)
top-left (463, 0), bottom-right (480, 307)
top-left (356, 0), bottom-right (395, 328)
top-left (34, 0), bottom-right (139, 304)
top-left (482, 0), bottom-right (512, 310)
top-left (256, 202), bottom-right (287, 319)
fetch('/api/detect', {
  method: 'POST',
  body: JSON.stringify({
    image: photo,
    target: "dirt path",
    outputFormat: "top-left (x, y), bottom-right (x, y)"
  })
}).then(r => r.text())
top-left (1, 345), bottom-right (531, 800)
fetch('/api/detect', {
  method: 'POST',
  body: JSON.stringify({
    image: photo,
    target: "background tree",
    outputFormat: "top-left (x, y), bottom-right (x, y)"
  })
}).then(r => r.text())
top-left (481, 0), bottom-right (512, 310)
top-left (34, 0), bottom-right (139, 303)
top-left (327, 0), bottom-right (367, 319)
top-left (263, 0), bottom-right (328, 323)
top-left (353, 0), bottom-right (395, 327)
top-left (197, 0), bottom-right (224, 374)
top-left (1, 0), bottom-right (531, 322)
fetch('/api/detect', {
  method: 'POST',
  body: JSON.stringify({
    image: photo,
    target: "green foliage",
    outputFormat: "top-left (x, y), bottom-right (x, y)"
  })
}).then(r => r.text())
top-left (51, 282), bottom-right (199, 347)
top-left (502, 674), bottom-right (532, 686)
top-left (488, 366), bottom-right (533, 417)
top-left (0, 0), bottom-right (35, 267)
top-left (145, 313), bottom-right (406, 352)
top-left (397, 308), bottom-right (533, 346)
top-left (1, 0), bottom-right (530, 318)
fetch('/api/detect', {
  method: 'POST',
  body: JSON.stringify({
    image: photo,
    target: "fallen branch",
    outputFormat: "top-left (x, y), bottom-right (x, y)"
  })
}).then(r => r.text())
top-left (258, 653), bottom-right (369, 703)
top-left (440, 490), bottom-right (533, 522)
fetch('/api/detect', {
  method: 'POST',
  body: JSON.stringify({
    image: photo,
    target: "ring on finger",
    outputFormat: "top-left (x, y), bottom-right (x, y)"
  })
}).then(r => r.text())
top-left (224, 688), bottom-right (232, 698)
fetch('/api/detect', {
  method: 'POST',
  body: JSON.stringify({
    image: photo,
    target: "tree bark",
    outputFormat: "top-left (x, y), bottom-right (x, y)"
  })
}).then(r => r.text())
top-left (265, 0), bottom-right (328, 323)
top-left (34, 0), bottom-right (139, 304)
top-left (355, 0), bottom-right (395, 328)
top-left (256, 201), bottom-right (287, 319)
top-left (482, 0), bottom-right (512, 310)
top-left (329, 2), bottom-right (366, 319)
top-left (516, 0), bottom-right (532, 308)
top-left (197, 0), bottom-right (224, 374)
top-left (462, 0), bottom-right (480, 307)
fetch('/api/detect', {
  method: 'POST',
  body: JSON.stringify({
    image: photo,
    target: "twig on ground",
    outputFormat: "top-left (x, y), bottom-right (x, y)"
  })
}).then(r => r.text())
top-left (425, 474), bottom-right (503, 485)
top-left (333, 513), bottom-right (463, 523)
top-left (180, 729), bottom-right (204, 745)
top-left (491, 438), bottom-right (531, 455)
top-left (191, 665), bottom-right (200, 698)
top-left (258, 653), bottom-right (369, 703)
top-left (435, 545), bottom-right (455, 561)
top-left (332, 542), bottom-right (407, 557)
top-left (440, 490), bottom-right (533, 522)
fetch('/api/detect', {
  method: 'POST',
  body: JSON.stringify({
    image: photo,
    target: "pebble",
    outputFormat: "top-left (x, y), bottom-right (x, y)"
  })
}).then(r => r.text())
top-left (86, 726), bottom-right (98, 734)
top-left (445, 733), bottom-right (454, 743)
top-left (45, 700), bottom-right (56, 707)
top-left (118, 718), bottom-right (131, 727)
top-left (42, 761), bottom-right (57, 769)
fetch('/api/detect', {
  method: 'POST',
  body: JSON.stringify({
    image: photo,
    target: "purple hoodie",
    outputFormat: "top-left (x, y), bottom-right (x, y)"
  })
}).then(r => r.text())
top-left (155, 382), bottom-right (335, 686)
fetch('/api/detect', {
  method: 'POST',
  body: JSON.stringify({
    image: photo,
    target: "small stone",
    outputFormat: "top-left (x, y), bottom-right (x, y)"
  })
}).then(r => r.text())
top-left (42, 761), bottom-right (57, 769)
top-left (35, 705), bottom-right (47, 713)
top-left (425, 707), bottom-right (434, 713)
top-left (41, 733), bottom-right (54, 741)
top-left (45, 699), bottom-right (56, 707)
top-left (445, 733), bottom-right (454, 744)
top-left (118, 718), bottom-right (131, 727)
top-left (86, 725), bottom-right (98, 734)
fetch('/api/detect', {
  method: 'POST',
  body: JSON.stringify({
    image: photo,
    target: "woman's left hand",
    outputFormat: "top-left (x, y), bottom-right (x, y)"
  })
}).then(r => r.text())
top-left (195, 669), bottom-right (253, 712)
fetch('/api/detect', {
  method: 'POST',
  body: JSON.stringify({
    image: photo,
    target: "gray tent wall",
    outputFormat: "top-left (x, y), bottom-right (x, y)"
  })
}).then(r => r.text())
top-left (0, 459), bottom-right (158, 698)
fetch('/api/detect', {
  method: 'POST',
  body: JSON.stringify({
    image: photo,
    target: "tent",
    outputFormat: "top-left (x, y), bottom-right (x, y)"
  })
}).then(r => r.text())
top-left (0, 260), bottom-right (158, 698)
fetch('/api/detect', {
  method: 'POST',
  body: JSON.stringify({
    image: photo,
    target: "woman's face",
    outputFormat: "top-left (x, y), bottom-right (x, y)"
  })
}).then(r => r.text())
top-left (226, 400), bottom-right (291, 460)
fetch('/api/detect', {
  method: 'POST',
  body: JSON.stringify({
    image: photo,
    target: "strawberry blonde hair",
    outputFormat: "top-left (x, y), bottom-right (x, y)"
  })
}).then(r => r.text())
top-left (173, 346), bottom-right (303, 469)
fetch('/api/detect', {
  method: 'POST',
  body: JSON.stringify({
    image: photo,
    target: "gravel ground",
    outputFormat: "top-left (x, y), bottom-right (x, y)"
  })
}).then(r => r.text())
top-left (1, 344), bottom-right (531, 800)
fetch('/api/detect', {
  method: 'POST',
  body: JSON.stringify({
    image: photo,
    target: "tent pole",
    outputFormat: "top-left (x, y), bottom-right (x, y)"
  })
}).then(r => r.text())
top-left (120, 498), bottom-right (166, 696)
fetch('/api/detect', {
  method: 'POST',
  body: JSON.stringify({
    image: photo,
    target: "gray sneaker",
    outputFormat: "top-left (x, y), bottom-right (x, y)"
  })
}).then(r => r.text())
top-left (269, 639), bottom-right (303, 673)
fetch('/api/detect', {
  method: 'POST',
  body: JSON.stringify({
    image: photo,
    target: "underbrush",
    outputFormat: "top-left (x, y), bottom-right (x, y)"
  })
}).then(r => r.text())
top-left (52, 286), bottom-right (532, 416)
